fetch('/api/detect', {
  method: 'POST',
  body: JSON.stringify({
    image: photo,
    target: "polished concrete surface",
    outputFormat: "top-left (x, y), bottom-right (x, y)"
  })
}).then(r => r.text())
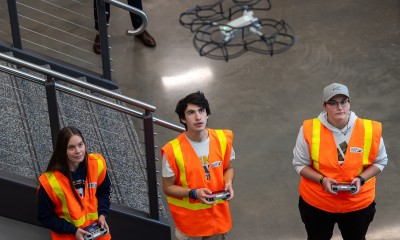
top-left (2, 0), bottom-right (400, 239)
top-left (110, 0), bottom-right (400, 239)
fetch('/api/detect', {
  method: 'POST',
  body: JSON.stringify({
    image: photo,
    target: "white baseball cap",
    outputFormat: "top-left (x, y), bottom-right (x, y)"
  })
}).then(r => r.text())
top-left (323, 83), bottom-right (349, 102)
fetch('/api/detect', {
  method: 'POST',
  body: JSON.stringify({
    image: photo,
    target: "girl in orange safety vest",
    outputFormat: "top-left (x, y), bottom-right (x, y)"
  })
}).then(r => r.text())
top-left (37, 126), bottom-right (111, 240)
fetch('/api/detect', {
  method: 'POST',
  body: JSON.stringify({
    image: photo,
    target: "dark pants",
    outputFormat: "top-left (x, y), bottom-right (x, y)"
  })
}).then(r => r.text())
top-left (94, 0), bottom-right (144, 30)
top-left (298, 196), bottom-right (376, 240)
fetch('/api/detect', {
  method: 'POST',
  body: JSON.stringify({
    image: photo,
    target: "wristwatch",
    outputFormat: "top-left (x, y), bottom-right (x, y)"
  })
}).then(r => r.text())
top-left (356, 175), bottom-right (365, 186)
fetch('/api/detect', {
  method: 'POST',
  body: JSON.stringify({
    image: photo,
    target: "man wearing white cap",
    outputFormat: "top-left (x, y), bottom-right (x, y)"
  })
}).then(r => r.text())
top-left (292, 83), bottom-right (388, 240)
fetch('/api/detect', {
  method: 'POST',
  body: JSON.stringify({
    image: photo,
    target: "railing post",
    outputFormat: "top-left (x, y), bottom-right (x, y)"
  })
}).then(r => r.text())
top-left (45, 76), bottom-right (61, 148)
top-left (143, 110), bottom-right (159, 220)
top-left (96, 0), bottom-right (112, 80)
top-left (7, 0), bottom-right (22, 49)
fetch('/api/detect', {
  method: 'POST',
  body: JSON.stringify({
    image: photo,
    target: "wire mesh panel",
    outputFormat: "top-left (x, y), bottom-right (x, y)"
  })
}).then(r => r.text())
top-left (56, 84), bottom-right (163, 215)
top-left (0, 60), bottom-right (51, 179)
top-left (0, 57), bottom-right (167, 217)
top-left (78, 96), bottom-right (150, 213)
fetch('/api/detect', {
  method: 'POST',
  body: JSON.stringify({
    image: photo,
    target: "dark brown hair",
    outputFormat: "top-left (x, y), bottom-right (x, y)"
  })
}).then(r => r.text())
top-left (46, 126), bottom-right (88, 209)
top-left (175, 91), bottom-right (211, 130)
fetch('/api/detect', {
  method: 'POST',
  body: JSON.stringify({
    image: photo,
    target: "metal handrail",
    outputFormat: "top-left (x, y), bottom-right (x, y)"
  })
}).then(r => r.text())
top-left (0, 53), bottom-right (185, 135)
top-left (0, 1), bottom-right (180, 222)
top-left (104, 0), bottom-right (148, 35)
top-left (153, 117), bottom-right (185, 133)
top-left (0, 59), bottom-right (186, 220)
top-left (0, 52), bottom-right (155, 112)
top-left (5, 0), bottom-right (148, 81)
top-left (0, 63), bottom-right (143, 117)
top-left (0, 61), bottom-right (185, 132)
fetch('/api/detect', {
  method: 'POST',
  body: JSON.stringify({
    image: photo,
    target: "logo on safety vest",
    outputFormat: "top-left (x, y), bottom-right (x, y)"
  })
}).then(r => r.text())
top-left (88, 182), bottom-right (97, 188)
top-left (212, 161), bottom-right (222, 168)
top-left (350, 147), bottom-right (363, 153)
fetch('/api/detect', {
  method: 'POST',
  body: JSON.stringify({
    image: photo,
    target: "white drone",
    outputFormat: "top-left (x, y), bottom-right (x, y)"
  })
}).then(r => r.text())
top-left (179, 0), bottom-right (295, 61)
top-left (219, 10), bottom-right (262, 42)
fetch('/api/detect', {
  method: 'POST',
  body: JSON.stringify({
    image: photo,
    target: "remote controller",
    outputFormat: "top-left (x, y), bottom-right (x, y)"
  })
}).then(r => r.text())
top-left (83, 222), bottom-right (108, 240)
top-left (331, 184), bottom-right (356, 193)
top-left (206, 190), bottom-right (231, 201)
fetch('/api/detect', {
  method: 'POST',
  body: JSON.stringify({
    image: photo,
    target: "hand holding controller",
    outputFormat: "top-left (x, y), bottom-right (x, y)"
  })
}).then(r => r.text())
top-left (331, 184), bottom-right (357, 193)
top-left (206, 190), bottom-right (231, 201)
top-left (83, 222), bottom-right (108, 240)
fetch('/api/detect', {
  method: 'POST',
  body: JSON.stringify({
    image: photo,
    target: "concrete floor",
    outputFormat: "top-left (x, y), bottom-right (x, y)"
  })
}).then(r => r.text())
top-left (109, 0), bottom-right (400, 239)
top-left (1, 0), bottom-right (399, 239)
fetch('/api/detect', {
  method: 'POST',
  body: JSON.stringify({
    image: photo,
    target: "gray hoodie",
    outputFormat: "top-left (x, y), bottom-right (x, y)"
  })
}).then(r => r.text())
top-left (292, 111), bottom-right (388, 174)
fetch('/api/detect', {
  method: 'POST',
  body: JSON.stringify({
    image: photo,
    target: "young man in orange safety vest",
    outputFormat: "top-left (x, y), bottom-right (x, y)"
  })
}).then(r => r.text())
top-left (161, 91), bottom-right (235, 240)
top-left (292, 83), bottom-right (388, 240)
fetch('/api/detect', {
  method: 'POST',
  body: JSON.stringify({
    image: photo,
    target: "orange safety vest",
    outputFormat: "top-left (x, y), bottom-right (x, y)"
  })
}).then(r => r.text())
top-left (38, 153), bottom-right (111, 240)
top-left (299, 118), bottom-right (381, 213)
top-left (161, 129), bottom-right (233, 236)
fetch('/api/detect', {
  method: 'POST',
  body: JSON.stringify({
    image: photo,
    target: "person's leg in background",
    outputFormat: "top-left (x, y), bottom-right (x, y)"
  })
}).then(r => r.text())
top-left (127, 0), bottom-right (156, 48)
top-left (337, 201), bottom-right (376, 240)
top-left (93, 0), bottom-right (111, 54)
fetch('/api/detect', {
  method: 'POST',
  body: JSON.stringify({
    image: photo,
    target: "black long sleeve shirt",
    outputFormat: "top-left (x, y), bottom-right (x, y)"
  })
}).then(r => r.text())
top-left (37, 163), bottom-right (111, 235)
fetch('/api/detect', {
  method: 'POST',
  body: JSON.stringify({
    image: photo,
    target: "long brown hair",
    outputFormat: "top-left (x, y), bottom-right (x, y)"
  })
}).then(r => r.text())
top-left (46, 126), bottom-right (88, 209)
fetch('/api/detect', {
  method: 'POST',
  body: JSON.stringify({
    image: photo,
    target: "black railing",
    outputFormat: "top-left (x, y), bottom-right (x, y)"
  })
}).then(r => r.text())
top-left (3, 0), bottom-right (148, 81)
top-left (0, 52), bottom-right (185, 220)
top-left (0, 0), bottom-right (184, 225)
